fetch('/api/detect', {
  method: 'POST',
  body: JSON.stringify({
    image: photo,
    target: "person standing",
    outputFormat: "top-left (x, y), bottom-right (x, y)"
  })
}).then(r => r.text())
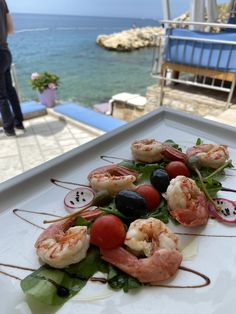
top-left (0, 0), bottom-right (24, 136)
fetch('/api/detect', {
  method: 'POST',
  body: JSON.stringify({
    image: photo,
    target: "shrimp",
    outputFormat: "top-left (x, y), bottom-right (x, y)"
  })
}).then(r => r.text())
top-left (131, 139), bottom-right (165, 163)
top-left (186, 143), bottom-right (229, 169)
top-left (35, 217), bottom-right (90, 268)
top-left (101, 218), bottom-right (182, 283)
top-left (166, 176), bottom-right (209, 227)
top-left (131, 139), bottom-right (187, 163)
top-left (87, 165), bottom-right (138, 195)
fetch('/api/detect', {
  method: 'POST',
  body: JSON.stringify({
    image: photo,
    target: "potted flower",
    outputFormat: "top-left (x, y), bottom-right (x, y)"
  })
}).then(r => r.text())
top-left (29, 71), bottom-right (60, 107)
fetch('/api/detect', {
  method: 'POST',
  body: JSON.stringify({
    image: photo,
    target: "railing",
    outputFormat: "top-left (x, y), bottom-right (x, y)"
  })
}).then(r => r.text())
top-left (151, 20), bottom-right (236, 108)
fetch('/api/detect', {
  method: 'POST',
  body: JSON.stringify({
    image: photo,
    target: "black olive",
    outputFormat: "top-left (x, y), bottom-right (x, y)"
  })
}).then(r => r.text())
top-left (115, 190), bottom-right (148, 218)
top-left (150, 169), bottom-right (170, 193)
top-left (57, 286), bottom-right (70, 297)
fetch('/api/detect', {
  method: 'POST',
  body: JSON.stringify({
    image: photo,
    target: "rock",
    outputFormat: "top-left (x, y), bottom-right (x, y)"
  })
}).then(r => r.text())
top-left (96, 4), bottom-right (229, 52)
top-left (96, 27), bottom-right (164, 52)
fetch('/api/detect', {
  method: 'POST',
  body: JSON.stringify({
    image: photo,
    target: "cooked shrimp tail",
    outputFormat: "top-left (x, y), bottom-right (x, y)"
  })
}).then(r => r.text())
top-left (101, 218), bottom-right (182, 283)
top-left (35, 217), bottom-right (90, 268)
top-left (101, 247), bottom-right (182, 283)
top-left (186, 144), bottom-right (229, 169)
top-left (88, 165), bottom-right (138, 195)
top-left (166, 176), bottom-right (209, 227)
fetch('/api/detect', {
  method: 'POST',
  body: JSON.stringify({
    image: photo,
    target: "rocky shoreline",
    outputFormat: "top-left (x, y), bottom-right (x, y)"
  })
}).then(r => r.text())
top-left (96, 26), bottom-right (164, 52)
top-left (96, 4), bottom-right (228, 52)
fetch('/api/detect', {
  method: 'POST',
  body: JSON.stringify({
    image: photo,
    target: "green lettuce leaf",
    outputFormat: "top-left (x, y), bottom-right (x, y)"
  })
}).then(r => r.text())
top-left (21, 247), bottom-right (102, 306)
top-left (21, 266), bottom-right (86, 306)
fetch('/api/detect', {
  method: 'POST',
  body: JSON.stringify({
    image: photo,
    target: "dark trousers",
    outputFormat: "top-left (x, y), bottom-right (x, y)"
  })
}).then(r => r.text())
top-left (0, 48), bottom-right (23, 131)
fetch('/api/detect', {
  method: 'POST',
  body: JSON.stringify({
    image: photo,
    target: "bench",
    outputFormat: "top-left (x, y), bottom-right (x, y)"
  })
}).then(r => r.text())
top-left (53, 103), bottom-right (126, 132)
top-left (0, 101), bottom-right (47, 126)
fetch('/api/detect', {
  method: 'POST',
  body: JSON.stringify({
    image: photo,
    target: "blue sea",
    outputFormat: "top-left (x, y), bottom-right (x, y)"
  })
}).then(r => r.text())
top-left (9, 14), bottom-right (160, 107)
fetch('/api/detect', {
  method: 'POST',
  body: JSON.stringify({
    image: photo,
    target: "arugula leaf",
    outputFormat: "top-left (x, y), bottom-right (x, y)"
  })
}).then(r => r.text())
top-left (107, 265), bottom-right (142, 292)
top-left (65, 246), bottom-right (103, 279)
top-left (137, 163), bottom-right (164, 184)
top-left (164, 139), bottom-right (182, 151)
top-left (196, 138), bottom-right (203, 145)
top-left (75, 216), bottom-right (91, 227)
top-left (143, 200), bottom-right (170, 224)
top-left (195, 177), bottom-right (222, 197)
top-left (119, 160), bottom-right (138, 170)
top-left (99, 202), bottom-right (128, 219)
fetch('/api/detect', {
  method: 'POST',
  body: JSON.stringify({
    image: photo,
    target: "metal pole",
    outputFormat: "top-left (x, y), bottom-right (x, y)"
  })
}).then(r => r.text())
top-left (162, 0), bottom-right (170, 28)
top-left (206, 0), bottom-right (218, 23)
top-left (189, 0), bottom-right (205, 31)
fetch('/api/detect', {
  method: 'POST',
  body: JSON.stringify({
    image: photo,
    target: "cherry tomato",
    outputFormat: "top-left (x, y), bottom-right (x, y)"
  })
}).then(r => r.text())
top-left (165, 161), bottom-right (190, 179)
top-left (90, 214), bottom-right (126, 250)
top-left (135, 184), bottom-right (161, 210)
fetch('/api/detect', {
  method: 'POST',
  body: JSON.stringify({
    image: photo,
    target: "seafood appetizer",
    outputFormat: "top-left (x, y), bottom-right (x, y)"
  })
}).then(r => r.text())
top-left (14, 137), bottom-right (235, 307)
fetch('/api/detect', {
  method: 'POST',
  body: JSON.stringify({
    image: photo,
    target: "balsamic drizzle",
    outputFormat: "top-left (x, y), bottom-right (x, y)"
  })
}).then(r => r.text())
top-left (0, 263), bottom-right (36, 281)
top-left (50, 178), bottom-right (90, 191)
top-left (100, 155), bottom-right (129, 164)
top-left (221, 187), bottom-right (236, 193)
top-left (13, 208), bottom-right (62, 230)
top-left (154, 266), bottom-right (210, 289)
top-left (175, 231), bottom-right (236, 238)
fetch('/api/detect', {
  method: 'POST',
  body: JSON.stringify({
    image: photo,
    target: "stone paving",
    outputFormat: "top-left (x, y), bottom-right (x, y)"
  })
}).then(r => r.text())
top-left (0, 114), bottom-right (99, 183)
top-left (145, 83), bottom-right (236, 128)
top-left (1, 85), bottom-right (236, 185)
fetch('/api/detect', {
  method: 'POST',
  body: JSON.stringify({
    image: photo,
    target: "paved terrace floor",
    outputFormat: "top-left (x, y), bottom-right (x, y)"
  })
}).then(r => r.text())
top-left (1, 103), bottom-right (236, 184)
top-left (0, 114), bottom-right (99, 183)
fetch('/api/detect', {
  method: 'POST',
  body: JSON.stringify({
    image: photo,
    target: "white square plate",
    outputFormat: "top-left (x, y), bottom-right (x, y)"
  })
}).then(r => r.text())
top-left (1, 108), bottom-right (236, 314)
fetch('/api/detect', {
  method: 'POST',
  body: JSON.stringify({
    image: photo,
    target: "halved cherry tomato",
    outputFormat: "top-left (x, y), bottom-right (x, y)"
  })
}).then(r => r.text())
top-left (165, 161), bottom-right (190, 179)
top-left (135, 184), bottom-right (161, 210)
top-left (90, 214), bottom-right (126, 250)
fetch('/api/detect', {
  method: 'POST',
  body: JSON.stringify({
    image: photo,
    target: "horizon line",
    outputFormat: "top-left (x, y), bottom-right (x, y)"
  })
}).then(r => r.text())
top-left (11, 12), bottom-right (161, 20)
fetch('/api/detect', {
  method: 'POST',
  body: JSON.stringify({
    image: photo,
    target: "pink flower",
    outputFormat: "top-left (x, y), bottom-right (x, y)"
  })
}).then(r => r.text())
top-left (48, 82), bottom-right (57, 90)
top-left (31, 72), bottom-right (39, 80)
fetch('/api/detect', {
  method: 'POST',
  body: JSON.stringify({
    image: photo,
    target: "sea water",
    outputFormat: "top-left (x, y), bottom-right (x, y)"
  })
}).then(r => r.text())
top-left (9, 14), bottom-right (160, 107)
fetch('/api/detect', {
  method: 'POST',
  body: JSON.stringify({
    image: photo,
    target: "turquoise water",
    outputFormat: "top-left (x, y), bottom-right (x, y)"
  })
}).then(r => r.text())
top-left (9, 14), bottom-right (160, 107)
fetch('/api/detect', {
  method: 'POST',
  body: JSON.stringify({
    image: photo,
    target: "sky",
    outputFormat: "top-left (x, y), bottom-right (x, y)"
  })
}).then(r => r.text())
top-left (7, 0), bottom-right (228, 19)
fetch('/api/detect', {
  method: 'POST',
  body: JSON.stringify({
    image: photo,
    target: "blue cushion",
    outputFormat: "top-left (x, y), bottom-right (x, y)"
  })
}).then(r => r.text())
top-left (164, 28), bottom-right (236, 72)
top-left (20, 101), bottom-right (46, 114)
top-left (54, 103), bottom-right (125, 132)
top-left (0, 101), bottom-right (46, 122)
